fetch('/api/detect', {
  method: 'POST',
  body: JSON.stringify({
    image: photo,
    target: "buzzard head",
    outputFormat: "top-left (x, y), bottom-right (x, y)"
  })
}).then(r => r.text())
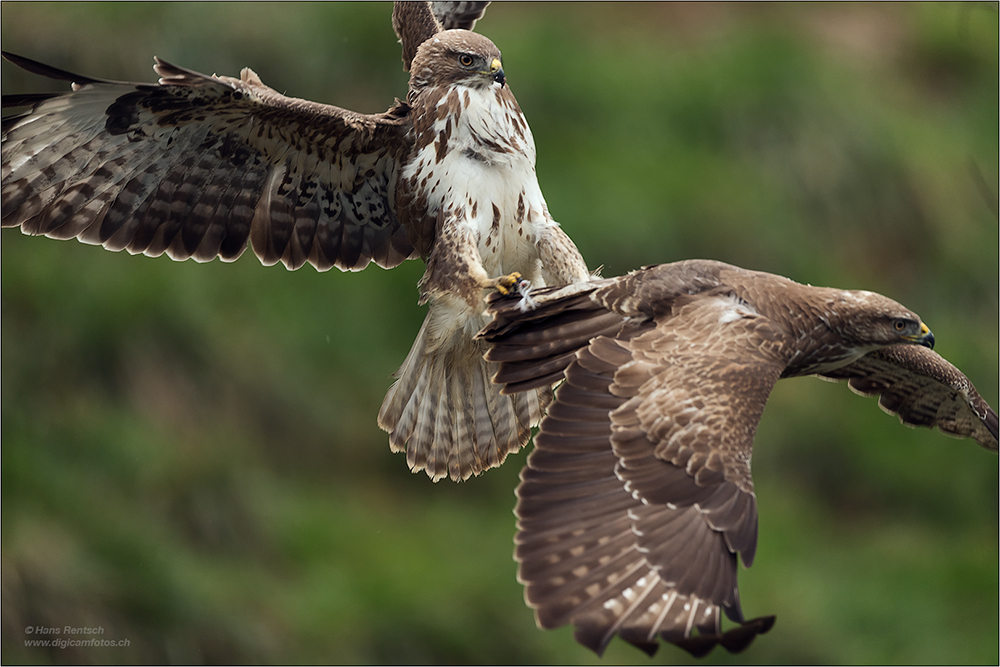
top-left (832, 291), bottom-right (935, 350)
top-left (408, 30), bottom-right (505, 99)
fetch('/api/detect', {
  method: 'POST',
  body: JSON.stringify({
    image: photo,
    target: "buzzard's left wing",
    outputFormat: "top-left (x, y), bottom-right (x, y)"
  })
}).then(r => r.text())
top-left (817, 345), bottom-right (998, 450)
top-left (516, 330), bottom-right (776, 658)
top-left (2, 52), bottom-right (416, 272)
top-left (483, 280), bottom-right (779, 657)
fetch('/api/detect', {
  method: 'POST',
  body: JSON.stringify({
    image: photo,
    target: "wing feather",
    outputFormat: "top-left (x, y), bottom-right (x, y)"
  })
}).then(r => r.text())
top-left (2, 52), bottom-right (417, 272)
top-left (510, 318), bottom-right (775, 657)
top-left (484, 260), bottom-right (995, 657)
top-left (393, 2), bottom-right (492, 73)
top-left (432, 2), bottom-right (491, 30)
top-left (818, 345), bottom-right (998, 449)
top-left (393, 2), bottom-right (443, 73)
top-left (483, 274), bottom-right (782, 656)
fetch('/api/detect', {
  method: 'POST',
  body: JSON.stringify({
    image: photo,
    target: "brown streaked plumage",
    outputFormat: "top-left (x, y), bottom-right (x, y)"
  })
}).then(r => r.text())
top-left (395, 2), bottom-right (491, 71)
top-left (1, 1), bottom-right (590, 482)
top-left (478, 259), bottom-right (997, 657)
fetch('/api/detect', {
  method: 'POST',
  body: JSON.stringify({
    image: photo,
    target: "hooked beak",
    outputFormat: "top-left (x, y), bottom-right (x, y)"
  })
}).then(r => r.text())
top-left (490, 58), bottom-right (505, 86)
top-left (907, 322), bottom-right (935, 349)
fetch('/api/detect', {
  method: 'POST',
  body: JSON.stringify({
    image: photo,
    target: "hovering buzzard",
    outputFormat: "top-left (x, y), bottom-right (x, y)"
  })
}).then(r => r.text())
top-left (0, 1), bottom-right (591, 482)
top-left (479, 259), bottom-right (998, 657)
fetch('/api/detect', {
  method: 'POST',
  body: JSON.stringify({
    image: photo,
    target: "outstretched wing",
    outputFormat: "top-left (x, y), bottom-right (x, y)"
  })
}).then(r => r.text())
top-left (432, 1), bottom-right (491, 30)
top-left (483, 281), bottom-right (780, 657)
top-left (818, 345), bottom-right (998, 450)
top-left (2, 52), bottom-right (416, 272)
top-left (483, 280), bottom-right (630, 392)
top-left (393, 2), bottom-right (492, 72)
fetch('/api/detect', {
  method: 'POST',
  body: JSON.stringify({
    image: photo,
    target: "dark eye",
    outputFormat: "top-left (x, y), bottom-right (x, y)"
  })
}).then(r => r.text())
top-left (458, 54), bottom-right (475, 67)
top-left (893, 319), bottom-right (907, 331)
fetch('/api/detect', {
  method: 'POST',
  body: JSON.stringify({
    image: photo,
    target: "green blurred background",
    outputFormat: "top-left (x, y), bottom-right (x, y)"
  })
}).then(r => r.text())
top-left (1, 2), bottom-right (997, 664)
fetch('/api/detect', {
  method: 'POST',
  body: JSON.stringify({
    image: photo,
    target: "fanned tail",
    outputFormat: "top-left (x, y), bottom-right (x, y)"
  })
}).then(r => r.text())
top-left (378, 302), bottom-right (551, 481)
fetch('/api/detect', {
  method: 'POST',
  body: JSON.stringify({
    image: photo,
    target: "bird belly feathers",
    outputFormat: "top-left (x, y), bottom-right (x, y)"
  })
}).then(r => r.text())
top-left (405, 83), bottom-right (557, 286)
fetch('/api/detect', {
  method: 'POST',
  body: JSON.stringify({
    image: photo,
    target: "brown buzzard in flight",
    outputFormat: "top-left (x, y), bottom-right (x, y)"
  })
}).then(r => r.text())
top-left (479, 259), bottom-right (998, 657)
top-left (1, 1), bottom-right (591, 482)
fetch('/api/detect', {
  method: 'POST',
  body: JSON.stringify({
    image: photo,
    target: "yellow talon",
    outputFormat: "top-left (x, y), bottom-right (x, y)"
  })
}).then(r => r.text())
top-left (492, 272), bottom-right (522, 295)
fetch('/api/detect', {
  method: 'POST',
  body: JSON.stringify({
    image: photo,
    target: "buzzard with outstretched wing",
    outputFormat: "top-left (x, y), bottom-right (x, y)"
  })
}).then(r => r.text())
top-left (1, 1), bottom-right (591, 482)
top-left (479, 259), bottom-right (997, 657)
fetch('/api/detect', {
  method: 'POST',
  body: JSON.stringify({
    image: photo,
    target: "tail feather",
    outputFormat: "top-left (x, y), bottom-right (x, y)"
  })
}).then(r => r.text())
top-left (425, 370), bottom-right (454, 474)
top-left (383, 326), bottom-right (433, 454)
top-left (379, 307), bottom-right (551, 481)
top-left (448, 369), bottom-right (474, 475)
top-left (472, 355), bottom-right (497, 459)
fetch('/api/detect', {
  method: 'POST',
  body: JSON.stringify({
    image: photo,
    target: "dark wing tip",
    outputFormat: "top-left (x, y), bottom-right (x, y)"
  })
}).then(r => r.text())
top-left (573, 623), bottom-right (650, 658)
top-left (573, 608), bottom-right (775, 658)
top-left (719, 615), bottom-right (776, 653)
top-left (3, 93), bottom-right (60, 111)
top-left (2, 51), bottom-right (108, 86)
top-left (826, 346), bottom-right (999, 451)
top-left (984, 406), bottom-right (999, 447)
top-left (671, 614), bottom-right (776, 657)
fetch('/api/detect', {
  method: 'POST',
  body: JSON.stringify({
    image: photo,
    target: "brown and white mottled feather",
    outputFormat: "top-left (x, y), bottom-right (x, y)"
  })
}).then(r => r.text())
top-left (818, 345), bottom-right (998, 449)
top-left (514, 330), bottom-right (774, 657)
top-left (392, 2), bottom-right (491, 72)
top-left (393, 1), bottom-right (443, 73)
top-left (3, 1), bottom-right (593, 482)
top-left (479, 259), bottom-right (997, 657)
top-left (376, 25), bottom-right (592, 481)
top-left (433, 1), bottom-right (491, 31)
top-left (2, 52), bottom-right (414, 272)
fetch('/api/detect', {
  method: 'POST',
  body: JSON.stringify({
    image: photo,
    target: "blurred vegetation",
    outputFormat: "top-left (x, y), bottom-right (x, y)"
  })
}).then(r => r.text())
top-left (1, 2), bottom-right (997, 664)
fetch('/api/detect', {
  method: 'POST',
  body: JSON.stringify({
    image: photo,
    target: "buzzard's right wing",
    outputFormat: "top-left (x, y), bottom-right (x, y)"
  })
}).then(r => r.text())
top-left (2, 52), bottom-right (417, 272)
top-left (393, 2), bottom-right (492, 72)
top-left (432, 1), bottom-right (491, 31)
top-left (818, 345), bottom-right (998, 450)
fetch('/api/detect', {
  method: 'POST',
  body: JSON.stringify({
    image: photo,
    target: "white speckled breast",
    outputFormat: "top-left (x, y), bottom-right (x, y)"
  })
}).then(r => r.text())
top-left (404, 82), bottom-right (557, 282)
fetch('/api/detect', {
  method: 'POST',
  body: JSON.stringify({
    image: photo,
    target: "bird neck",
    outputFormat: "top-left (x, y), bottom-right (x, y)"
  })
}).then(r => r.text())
top-left (410, 83), bottom-right (536, 168)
